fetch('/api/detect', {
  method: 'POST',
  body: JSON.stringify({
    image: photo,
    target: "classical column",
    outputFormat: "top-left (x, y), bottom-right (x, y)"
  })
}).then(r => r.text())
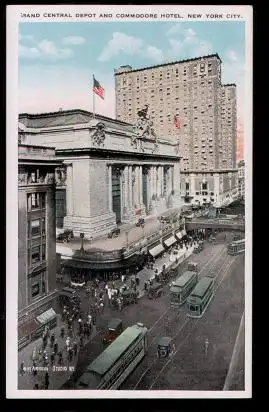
top-left (65, 163), bottom-right (73, 215)
top-left (108, 165), bottom-right (113, 212)
top-left (160, 166), bottom-right (164, 197)
top-left (190, 173), bottom-right (195, 197)
top-left (128, 165), bottom-right (133, 209)
top-left (135, 166), bottom-right (140, 207)
top-left (147, 167), bottom-right (152, 209)
top-left (122, 166), bottom-right (129, 216)
top-left (139, 165), bottom-right (143, 205)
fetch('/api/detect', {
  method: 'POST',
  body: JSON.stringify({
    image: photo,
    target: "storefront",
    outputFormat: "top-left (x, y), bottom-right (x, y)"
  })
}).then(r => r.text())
top-left (148, 243), bottom-right (165, 259)
top-left (163, 235), bottom-right (177, 250)
top-left (35, 308), bottom-right (57, 338)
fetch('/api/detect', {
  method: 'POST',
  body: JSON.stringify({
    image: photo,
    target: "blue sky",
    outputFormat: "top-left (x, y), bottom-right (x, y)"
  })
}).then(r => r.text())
top-left (19, 21), bottom-right (245, 119)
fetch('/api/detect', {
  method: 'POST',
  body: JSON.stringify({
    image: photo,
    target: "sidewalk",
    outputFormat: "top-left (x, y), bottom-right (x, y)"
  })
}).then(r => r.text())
top-left (18, 315), bottom-right (98, 390)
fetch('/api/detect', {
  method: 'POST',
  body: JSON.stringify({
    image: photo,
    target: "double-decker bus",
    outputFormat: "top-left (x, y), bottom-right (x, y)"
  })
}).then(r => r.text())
top-left (170, 271), bottom-right (198, 308)
top-left (227, 238), bottom-right (245, 255)
top-left (187, 276), bottom-right (214, 318)
top-left (76, 323), bottom-right (148, 390)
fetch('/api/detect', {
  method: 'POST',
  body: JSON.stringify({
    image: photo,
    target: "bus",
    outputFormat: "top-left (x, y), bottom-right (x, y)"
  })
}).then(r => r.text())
top-left (170, 271), bottom-right (198, 308)
top-left (187, 276), bottom-right (214, 318)
top-left (227, 238), bottom-right (245, 255)
top-left (76, 323), bottom-right (148, 389)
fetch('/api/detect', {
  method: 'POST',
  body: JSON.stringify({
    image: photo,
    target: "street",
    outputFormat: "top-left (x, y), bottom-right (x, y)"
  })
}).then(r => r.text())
top-left (18, 231), bottom-right (245, 391)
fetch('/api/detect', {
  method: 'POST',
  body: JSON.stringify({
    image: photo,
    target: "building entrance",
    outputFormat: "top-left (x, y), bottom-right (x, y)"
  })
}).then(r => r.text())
top-left (142, 169), bottom-right (148, 212)
top-left (55, 189), bottom-right (66, 228)
top-left (112, 171), bottom-right (121, 224)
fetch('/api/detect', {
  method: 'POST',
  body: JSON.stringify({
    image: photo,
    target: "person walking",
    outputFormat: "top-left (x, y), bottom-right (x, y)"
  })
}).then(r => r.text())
top-left (32, 361), bottom-right (37, 376)
top-left (20, 361), bottom-right (25, 375)
top-left (58, 351), bottom-right (63, 365)
top-left (34, 384), bottom-right (39, 390)
top-left (50, 352), bottom-right (55, 365)
top-left (54, 340), bottom-right (58, 354)
top-left (204, 337), bottom-right (209, 356)
top-left (44, 372), bottom-right (49, 389)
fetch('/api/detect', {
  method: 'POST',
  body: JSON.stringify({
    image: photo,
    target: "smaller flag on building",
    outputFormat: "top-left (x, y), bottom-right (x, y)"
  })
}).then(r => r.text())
top-left (93, 76), bottom-right (105, 100)
top-left (174, 115), bottom-right (181, 129)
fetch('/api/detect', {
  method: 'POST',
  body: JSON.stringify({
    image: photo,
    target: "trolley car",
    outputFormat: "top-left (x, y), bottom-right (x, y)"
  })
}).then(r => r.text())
top-left (76, 323), bottom-right (148, 389)
top-left (227, 238), bottom-right (245, 255)
top-left (170, 271), bottom-right (198, 308)
top-left (187, 276), bottom-right (214, 318)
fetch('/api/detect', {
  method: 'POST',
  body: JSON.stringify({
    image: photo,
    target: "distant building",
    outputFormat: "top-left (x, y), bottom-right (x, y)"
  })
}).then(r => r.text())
top-left (237, 160), bottom-right (245, 199)
top-left (18, 142), bottom-right (62, 348)
top-left (236, 122), bottom-right (244, 161)
top-left (114, 54), bottom-right (238, 208)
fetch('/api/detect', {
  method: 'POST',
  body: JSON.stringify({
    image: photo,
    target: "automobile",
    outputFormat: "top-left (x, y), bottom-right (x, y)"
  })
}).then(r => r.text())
top-left (188, 262), bottom-right (198, 272)
top-left (103, 318), bottom-right (123, 345)
top-left (136, 218), bottom-right (145, 227)
top-left (107, 228), bottom-right (120, 238)
top-left (58, 287), bottom-right (77, 307)
top-left (158, 215), bottom-right (171, 223)
top-left (157, 337), bottom-right (173, 358)
top-left (184, 212), bottom-right (194, 220)
top-left (121, 289), bottom-right (139, 305)
top-left (56, 230), bottom-right (74, 242)
top-left (194, 241), bottom-right (204, 253)
top-left (147, 282), bottom-right (163, 299)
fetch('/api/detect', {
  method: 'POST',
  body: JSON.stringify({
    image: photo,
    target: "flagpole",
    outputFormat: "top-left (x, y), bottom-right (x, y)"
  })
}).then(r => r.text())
top-left (93, 74), bottom-right (95, 119)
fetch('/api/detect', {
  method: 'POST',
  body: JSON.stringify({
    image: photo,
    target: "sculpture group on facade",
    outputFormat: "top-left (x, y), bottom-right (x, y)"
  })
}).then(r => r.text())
top-left (132, 105), bottom-right (159, 152)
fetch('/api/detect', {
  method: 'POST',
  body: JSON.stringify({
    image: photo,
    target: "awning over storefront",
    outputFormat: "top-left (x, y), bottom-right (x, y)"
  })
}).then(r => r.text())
top-left (175, 230), bottom-right (182, 240)
top-left (18, 318), bottom-right (40, 340)
top-left (36, 308), bottom-right (57, 325)
top-left (163, 236), bottom-right (177, 248)
top-left (62, 259), bottom-right (92, 270)
top-left (148, 243), bottom-right (165, 258)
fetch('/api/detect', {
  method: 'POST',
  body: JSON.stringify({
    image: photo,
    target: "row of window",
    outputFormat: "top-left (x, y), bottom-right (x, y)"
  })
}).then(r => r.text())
top-left (27, 192), bottom-right (46, 212)
top-left (29, 244), bottom-right (46, 265)
top-left (28, 217), bottom-right (46, 237)
top-left (29, 270), bottom-right (46, 299)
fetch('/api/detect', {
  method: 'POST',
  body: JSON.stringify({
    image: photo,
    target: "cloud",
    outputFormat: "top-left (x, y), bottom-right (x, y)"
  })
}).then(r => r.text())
top-left (19, 38), bottom-right (74, 60)
top-left (225, 49), bottom-right (238, 62)
top-left (144, 46), bottom-right (163, 63)
top-left (167, 26), bottom-right (213, 60)
top-left (19, 45), bottom-right (41, 58)
top-left (98, 32), bottom-right (163, 63)
top-left (166, 24), bottom-right (182, 37)
top-left (98, 32), bottom-right (143, 62)
top-left (62, 36), bottom-right (86, 45)
top-left (19, 34), bottom-right (35, 42)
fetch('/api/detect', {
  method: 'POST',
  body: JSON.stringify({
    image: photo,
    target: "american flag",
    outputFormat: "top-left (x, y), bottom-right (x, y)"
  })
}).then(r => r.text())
top-left (93, 76), bottom-right (105, 100)
top-left (174, 115), bottom-right (181, 129)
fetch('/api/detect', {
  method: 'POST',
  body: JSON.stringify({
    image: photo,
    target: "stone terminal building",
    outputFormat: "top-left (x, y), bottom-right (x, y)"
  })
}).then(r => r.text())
top-left (19, 109), bottom-right (182, 239)
top-left (19, 109), bottom-right (185, 277)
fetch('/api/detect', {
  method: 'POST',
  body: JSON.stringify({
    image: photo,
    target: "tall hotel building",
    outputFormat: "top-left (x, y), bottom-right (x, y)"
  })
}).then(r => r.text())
top-left (115, 54), bottom-right (238, 207)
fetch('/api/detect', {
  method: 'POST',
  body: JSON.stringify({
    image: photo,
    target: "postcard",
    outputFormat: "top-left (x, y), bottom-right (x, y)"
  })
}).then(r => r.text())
top-left (6, 4), bottom-right (252, 399)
